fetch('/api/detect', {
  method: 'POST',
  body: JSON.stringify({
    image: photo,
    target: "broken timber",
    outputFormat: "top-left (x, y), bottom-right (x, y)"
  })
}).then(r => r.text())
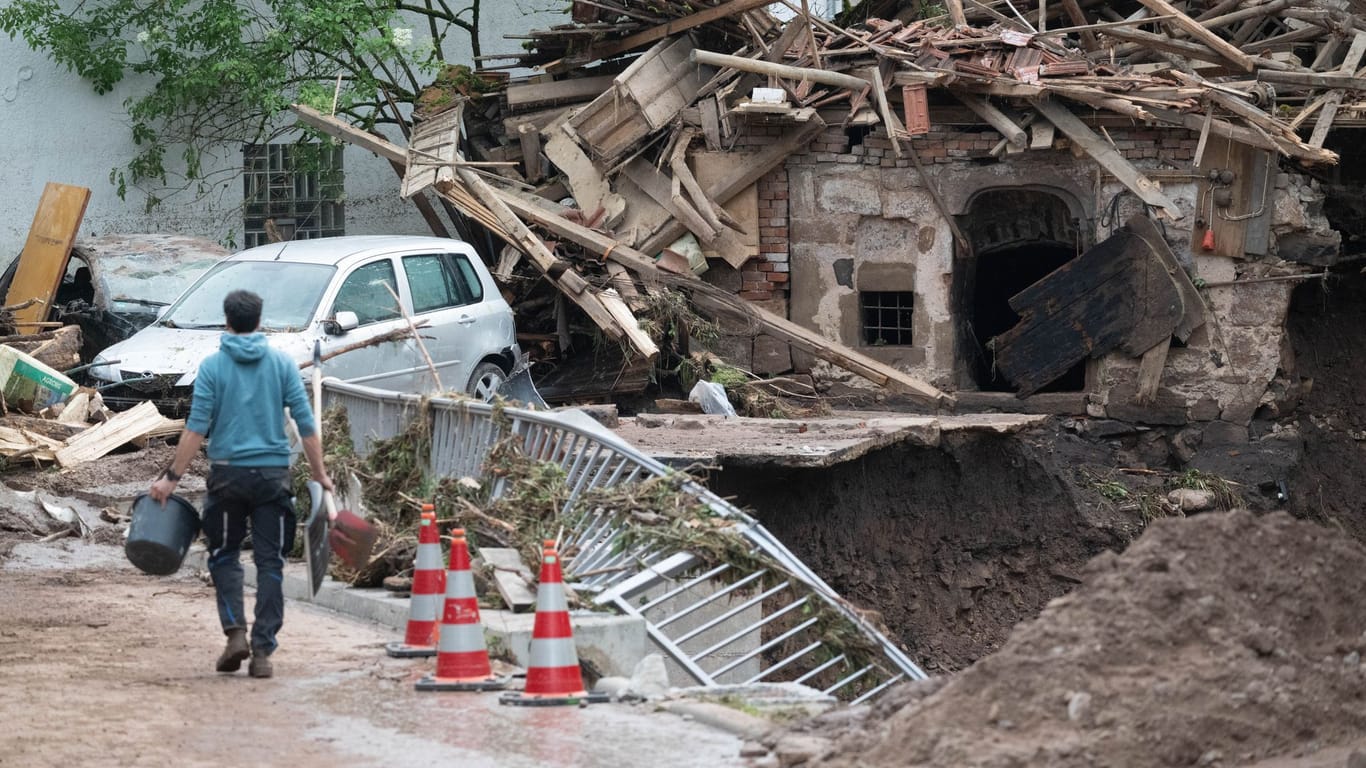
top-left (291, 104), bottom-right (658, 362)
top-left (290, 105), bottom-right (952, 408)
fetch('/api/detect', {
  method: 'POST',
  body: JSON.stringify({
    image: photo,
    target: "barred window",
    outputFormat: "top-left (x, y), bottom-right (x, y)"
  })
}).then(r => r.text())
top-left (860, 291), bottom-right (915, 346)
top-left (242, 142), bottom-right (345, 248)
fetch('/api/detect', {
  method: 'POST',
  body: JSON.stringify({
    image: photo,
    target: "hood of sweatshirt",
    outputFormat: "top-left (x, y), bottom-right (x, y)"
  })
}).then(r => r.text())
top-left (221, 332), bottom-right (268, 363)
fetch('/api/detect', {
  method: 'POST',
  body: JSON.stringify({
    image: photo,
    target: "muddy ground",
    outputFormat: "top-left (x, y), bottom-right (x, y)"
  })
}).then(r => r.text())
top-left (0, 541), bottom-right (743, 768)
top-left (756, 510), bottom-right (1366, 768)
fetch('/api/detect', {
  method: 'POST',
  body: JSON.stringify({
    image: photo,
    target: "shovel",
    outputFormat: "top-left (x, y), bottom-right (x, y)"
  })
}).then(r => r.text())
top-left (306, 341), bottom-right (377, 593)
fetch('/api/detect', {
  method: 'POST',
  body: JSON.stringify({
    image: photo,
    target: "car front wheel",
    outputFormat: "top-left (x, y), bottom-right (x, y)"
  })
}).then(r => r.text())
top-left (466, 361), bottom-right (506, 401)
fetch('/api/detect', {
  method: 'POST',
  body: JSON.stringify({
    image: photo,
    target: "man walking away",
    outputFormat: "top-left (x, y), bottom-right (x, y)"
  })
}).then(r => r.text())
top-left (149, 290), bottom-right (333, 678)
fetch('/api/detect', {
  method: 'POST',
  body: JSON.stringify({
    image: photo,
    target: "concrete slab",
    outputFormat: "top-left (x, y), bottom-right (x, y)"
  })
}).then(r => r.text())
top-left (612, 411), bottom-right (1047, 468)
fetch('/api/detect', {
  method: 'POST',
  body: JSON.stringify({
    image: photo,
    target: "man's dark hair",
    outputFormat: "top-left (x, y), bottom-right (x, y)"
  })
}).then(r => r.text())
top-left (223, 290), bottom-right (263, 333)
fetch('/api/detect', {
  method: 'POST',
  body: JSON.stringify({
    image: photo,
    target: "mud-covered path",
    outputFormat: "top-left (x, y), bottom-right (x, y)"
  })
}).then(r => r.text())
top-left (0, 541), bottom-right (742, 768)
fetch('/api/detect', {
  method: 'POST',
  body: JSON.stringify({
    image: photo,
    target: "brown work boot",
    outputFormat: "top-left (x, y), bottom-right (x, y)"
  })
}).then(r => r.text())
top-left (248, 651), bottom-right (273, 679)
top-left (215, 628), bottom-right (250, 673)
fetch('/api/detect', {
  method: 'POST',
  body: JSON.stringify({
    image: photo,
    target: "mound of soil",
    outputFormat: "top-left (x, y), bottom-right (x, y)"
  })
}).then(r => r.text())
top-left (761, 511), bottom-right (1366, 767)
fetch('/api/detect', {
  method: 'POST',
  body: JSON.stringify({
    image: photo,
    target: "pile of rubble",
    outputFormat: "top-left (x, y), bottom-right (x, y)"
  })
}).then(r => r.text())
top-left (298, 0), bottom-right (1358, 405)
top-left (0, 325), bottom-right (181, 470)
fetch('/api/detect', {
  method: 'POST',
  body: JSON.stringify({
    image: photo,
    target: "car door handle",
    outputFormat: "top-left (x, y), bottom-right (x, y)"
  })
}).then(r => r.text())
top-left (457, 316), bottom-right (476, 326)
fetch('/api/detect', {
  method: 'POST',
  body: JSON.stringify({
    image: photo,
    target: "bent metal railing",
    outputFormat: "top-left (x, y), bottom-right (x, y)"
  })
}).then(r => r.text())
top-left (322, 379), bottom-right (928, 702)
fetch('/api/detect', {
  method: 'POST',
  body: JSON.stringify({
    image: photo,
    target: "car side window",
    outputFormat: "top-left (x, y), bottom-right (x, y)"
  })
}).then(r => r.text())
top-left (402, 254), bottom-right (467, 313)
top-left (332, 260), bottom-right (400, 325)
top-left (452, 254), bottom-right (484, 303)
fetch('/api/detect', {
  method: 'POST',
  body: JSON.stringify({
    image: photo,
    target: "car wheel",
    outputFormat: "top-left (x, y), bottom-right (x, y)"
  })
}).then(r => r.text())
top-left (466, 361), bottom-right (506, 401)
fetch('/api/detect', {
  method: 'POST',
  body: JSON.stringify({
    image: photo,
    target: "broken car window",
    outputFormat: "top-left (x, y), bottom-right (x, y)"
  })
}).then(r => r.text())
top-left (403, 254), bottom-right (467, 313)
top-left (160, 261), bottom-right (335, 331)
top-left (332, 260), bottom-right (401, 326)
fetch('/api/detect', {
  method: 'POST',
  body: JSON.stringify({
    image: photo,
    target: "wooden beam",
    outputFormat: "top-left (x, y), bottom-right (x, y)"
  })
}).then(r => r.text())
top-left (506, 75), bottom-right (615, 110)
top-left (589, 0), bottom-right (775, 60)
top-left (1257, 70), bottom-right (1366, 90)
top-left (1032, 98), bottom-right (1183, 218)
top-left (954, 92), bottom-right (1028, 147)
top-left (639, 118), bottom-right (824, 256)
top-left (1057, 0), bottom-right (1099, 50)
top-left (1147, 106), bottom-right (1338, 165)
top-left (1310, 31), bottom-right (1366, 148)
top-left (689, 49), bottom-right (869, 92)
top-left (1098, 26), bottom-right (1239, 67)
top-left (946, 0), bottom-right (968, 28)
top-left (1135, 0), bottom-right (1256, 72)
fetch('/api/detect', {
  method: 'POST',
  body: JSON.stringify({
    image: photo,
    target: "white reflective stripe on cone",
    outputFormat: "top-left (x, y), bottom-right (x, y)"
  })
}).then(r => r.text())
top-left (529, 637), bottom-right (578, 669)
top-left (447, 570), bottom-right (477, 598)
top-left (534, 582), bottom-right (568, 612)
top-left (436, 622), bottom-right (488, 653)
top-left (410, 592), bottom-right (440, 618)
top-left (415, 542), bottom-right (443, 570)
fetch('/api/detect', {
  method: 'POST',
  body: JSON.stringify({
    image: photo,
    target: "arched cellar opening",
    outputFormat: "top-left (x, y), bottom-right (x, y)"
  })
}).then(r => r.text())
top-left (956, 188), bottom-right (1088, 393)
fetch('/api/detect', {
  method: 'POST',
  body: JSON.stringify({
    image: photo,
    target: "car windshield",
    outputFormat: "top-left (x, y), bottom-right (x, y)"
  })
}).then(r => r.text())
top-left (103, 255), bottom-right (222, 312)
top-left (159, 260), bottom-right (335, 332)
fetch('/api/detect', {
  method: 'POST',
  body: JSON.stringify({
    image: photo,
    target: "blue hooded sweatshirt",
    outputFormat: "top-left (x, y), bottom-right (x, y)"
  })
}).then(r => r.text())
top-left (185, 333), bottom-right (317, 466)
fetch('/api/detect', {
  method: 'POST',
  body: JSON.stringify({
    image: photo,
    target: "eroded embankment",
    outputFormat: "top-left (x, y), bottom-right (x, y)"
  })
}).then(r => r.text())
top-left (710, 430), bottom-right (1136, 672)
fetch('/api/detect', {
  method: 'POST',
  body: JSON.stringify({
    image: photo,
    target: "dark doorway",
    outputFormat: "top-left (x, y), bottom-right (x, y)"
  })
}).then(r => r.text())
top-left (956, 188), bottom-right (1087, 393)
top-left (971, 243), bottom-right (1086, 391)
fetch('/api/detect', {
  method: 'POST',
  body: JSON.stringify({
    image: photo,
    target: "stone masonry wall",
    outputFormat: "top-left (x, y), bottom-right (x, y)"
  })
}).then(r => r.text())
top-left (773, 118), bottom-right (1333, 426)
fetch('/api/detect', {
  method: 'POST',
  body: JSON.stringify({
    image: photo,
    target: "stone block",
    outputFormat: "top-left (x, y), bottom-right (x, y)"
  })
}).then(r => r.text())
top-left (856, 261), bottom-right (915, 292)
top-left (790, 214), bottom-right (857, 244)
top-left (918, 225), bottom-right (937, 253)
top-left (1276, 230), bottom-right (1341, 267)
top-left (1227, 282), bottom-right (1291, 327)
top-left (854, 216), bottom-right (917, 263)
top-left (753, 334), bottom-right (794, 375)
top-left (816, 172), bottom-right (881, 215)
top-left (1105, 381), bottom-right (1188, 425)
top-left (882, 185), bottom-right (935, 220)
top-left (710, 333), bottom-right (754, 371)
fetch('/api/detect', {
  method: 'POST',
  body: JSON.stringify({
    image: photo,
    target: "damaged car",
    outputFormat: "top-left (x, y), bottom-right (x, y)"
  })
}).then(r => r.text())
top-left (87, 235), bottom-right (521, 414)
top-left (0, 233), bottom-right (226, 361)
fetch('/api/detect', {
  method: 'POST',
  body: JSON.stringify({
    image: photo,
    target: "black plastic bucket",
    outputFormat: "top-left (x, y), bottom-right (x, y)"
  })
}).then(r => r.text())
top-left (125, 493), bottom-right (201, 576)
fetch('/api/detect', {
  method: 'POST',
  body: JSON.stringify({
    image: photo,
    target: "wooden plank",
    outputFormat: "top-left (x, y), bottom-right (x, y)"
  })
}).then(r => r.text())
top-left (954, 92), bottom-right (1028, 148)
top-left (599, 289), bottom-right (660, 359)
top-left (639, 118), bottom-right (825, 256)
top-left (994, 216), bottom-right (1185, 396)
top-left (506, 75), bottom-right (614, 110)
top-left (623, 159), bottom-right (722, 243)
top-left (1029, 119), bottom-right (1055, 149)
top-left (543, 126), bottom-right (625, 227)
top-left (8, 183), bottom-right (91, 333)
top-left (692, 151), bottom-right (760, 268)
top-left (1032, 98), bottom-right (1183, 218)
top-left (479, 547), bottom-right (537, 612)
top-left (518, 124), bottom-right (543, 183)
top-left (1135, 0), bottom-right (1255, 72)
top-left (1133, 340), bottom-right (1170, 405)
top-left (1057, 0), bottom-right (1099, 50)
top-left (56, 392), bottom-right (90, 426)
top-left (587, 0), bottom-right (775, 60)
top-left (1309, 32), bottom-right (1366, 149)
top-left (55, 401), bottom-right (165, 467)
top-left (1146, 106), bottom-right (1337, 165)
top-left (700, 96), bottom-right (723, 150)
top-left (1256, 70), bottom-right (1366, 90)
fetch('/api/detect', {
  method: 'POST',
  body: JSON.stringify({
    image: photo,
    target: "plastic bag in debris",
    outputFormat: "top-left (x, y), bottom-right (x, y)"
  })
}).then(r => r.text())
top-left (688, 380), bottom-right (737, 418)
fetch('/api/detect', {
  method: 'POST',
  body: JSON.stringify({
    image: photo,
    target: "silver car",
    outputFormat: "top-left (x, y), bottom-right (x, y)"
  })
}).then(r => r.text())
top-left (87, 236), bottom-right (520, 413)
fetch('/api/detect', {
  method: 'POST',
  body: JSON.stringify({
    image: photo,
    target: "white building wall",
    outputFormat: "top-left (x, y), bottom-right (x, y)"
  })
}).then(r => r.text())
top-left (0, 0), bottom-right (565, 258)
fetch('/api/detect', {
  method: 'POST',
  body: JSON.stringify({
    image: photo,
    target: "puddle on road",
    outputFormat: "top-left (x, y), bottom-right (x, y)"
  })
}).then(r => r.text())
top-left (301, 668), bottom-right (744, 767)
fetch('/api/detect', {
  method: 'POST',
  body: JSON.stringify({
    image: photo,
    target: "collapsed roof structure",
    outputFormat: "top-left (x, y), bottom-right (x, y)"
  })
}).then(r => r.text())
top-left (296, 0), bottom-right (1358, 418)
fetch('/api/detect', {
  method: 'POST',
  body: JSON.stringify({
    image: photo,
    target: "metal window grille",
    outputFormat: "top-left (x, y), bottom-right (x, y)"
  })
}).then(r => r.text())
top-left (860, 291), bottom-right (915, 346)
top-left (242, 143), bottom-right (345, 249)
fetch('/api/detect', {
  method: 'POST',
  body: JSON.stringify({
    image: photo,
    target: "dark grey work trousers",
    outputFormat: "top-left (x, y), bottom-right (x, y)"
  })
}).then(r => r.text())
top-left (202, 465), bottom-right (295, 655)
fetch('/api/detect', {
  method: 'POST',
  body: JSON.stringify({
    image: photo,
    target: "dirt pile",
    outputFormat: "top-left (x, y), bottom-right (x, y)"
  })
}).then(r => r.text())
top-left (757, 511), bottom-right (1366, 767)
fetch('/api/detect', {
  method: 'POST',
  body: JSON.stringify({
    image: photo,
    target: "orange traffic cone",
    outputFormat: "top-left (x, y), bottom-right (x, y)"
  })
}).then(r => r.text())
top-left (416, 529), bottom-right (508, 692)
top-left (386, 508), bottom-right (444, 658)
top-left (500, 541), bottom-right (608, 706)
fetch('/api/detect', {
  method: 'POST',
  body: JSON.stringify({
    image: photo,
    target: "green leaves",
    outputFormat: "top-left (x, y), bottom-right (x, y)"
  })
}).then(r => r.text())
top-left (1, 0), bottom-right (477, 204)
